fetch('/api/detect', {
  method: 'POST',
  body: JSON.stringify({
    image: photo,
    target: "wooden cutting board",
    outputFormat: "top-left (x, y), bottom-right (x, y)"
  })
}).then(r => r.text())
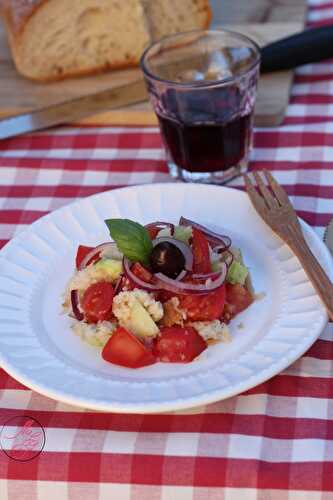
top-left (0, 0), bottom-right (306, 127)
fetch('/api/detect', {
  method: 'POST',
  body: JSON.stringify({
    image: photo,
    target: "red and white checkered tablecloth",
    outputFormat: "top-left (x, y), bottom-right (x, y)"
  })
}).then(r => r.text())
top-left (1, 1), bottom-right (333, 498)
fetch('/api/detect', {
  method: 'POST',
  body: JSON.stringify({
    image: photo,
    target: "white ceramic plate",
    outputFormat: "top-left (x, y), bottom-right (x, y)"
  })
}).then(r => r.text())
top-left (0, 183), bottom-right (332, 413)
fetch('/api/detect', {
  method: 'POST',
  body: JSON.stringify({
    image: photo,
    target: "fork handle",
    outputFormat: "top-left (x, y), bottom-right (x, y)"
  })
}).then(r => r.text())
top-left (289, 233), bottom-right (333, 321)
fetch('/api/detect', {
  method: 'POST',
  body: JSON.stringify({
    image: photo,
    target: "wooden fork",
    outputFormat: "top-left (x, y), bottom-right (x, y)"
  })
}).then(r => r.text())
top-left (244, 170), bottom-right (333, 320)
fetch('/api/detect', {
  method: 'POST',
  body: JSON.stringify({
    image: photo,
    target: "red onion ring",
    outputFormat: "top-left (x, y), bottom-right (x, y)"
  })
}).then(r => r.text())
top-left (122, 257), bottom-right (227, 296)
top-left (152, 236), bottom-right (193, 271)
top-left (211, 247), bottom-right (234, 269)
top-left (71, 290), bottom-right (84, 321)
top-left (176, 269), bottom-right (188, 281)
top-left (79, 242), bottom-right (118, 270)
top-left (191, 271), bottom-right (224, 281)
top-left (114, 275), bottom-right (125, 295)
top-left (154, 263), bottom-right (227, 295)
top-left (214, 245), bottom-right (230, 253)
top-left (123, 257), bottom-right (161, 292)
top-left (179, 216), bottom-right (231, 250)
top-left (217, 249), bottom-right (234, 267)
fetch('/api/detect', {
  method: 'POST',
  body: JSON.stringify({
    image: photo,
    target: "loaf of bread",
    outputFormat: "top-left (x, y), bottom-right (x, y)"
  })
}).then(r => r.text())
top-left (0, 0), bottom-right (211, 82)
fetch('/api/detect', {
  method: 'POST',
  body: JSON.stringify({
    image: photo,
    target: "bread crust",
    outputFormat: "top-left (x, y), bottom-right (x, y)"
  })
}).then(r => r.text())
top-left (201, 0), bottom-right (213, 29)
top-left (19, 58), bottom-right (140, 83)
top-left (0, 0), bottom-right (46, 36)
top-left (190, 0), bottom-right (212, 30)
top-left (0, 0), bottom-right (213, 82)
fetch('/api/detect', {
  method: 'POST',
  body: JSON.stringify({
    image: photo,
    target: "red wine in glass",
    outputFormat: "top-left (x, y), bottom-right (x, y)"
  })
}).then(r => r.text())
top-left (157, 112), bottom-right (252, 173)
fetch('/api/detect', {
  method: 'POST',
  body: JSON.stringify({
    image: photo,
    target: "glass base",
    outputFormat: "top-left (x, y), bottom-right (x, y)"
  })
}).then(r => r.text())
top-left (167, 157), bottom-right (249, 185)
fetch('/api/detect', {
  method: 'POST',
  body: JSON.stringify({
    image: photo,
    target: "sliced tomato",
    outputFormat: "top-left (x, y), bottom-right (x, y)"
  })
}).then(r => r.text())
top-left (178, 284), bottom-right (226, 321)
top-left (153, 326), bottom-right (206, 363)
top-left (146, 226), bottom-right (160, 240)
top-left (157, 289), bottom-right (174, 303)
top-left (223, 283), bottom-right (253, 322)
top-left (102, 327), bottom-right (156, 368)
top-left (131, 262), bottom-right (153, 283)
top-left (81, 281), bottom-right (115, 323)
top-left (126, 262), bottom-right (154, 291)
top-left (76, 245), bottom-right (100, 270)
top-left (192, 228), bottom-right (211, 274)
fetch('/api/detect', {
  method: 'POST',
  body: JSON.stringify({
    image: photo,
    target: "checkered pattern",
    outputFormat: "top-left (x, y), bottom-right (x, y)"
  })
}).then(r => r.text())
top-left (0, 1), bottom-right (333, 498)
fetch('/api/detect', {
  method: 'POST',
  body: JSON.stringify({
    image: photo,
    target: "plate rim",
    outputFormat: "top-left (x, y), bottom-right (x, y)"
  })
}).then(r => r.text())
top-left (0, 182), bottom-right (331, 413)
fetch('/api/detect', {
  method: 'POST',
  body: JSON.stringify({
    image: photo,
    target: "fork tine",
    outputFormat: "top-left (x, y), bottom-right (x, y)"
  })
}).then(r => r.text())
top-left (243, 174), bottom-right (267, 213)
top-left (253, 171), bottom-right (279, 209)
top-left (263, 170), bottom-right (291, 207)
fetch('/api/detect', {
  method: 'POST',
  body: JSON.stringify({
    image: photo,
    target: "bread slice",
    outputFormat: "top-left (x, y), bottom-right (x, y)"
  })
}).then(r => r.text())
top-left (143, 0), bottom-right (211, 40)
top-left (0, 0), bottom-right (211, 82)
top-left (0, 0), bottom-right (151, 81)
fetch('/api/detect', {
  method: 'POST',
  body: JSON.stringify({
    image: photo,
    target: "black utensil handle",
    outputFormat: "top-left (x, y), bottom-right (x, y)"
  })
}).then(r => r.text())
top-left (261, 26), bottom-right (333, 73)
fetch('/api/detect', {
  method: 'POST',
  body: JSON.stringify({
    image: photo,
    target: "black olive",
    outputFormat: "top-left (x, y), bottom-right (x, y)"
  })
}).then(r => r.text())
top-left (150, 242), bottom-right (186, 279)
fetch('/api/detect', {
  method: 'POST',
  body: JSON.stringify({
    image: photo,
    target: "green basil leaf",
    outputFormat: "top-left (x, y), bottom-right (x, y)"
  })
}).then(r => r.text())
top-left (105, 218), bottom-right (153, 265)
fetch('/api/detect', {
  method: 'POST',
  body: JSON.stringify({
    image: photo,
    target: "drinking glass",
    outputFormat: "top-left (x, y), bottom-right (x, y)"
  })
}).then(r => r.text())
top-left (140, 29), bottom-right (261, 184)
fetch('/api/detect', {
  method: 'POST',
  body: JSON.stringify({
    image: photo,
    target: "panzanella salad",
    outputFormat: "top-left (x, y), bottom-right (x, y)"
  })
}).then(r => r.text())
top-left (63, 218), bottom-right (254, 368)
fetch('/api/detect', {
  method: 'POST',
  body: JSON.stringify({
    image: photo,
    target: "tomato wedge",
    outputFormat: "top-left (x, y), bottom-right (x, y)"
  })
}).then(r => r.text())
top-left (126, 262), bottom-right (154, 291)
top-left (131, 262), bottom-right (153, 283)
top-left (81, 281), bottom-right (115, 323)
top-left (192, 228), bottom-right (212, 274)
top-left (153, 326), bottom-right (207, 363)
top-left (102, 327), bottom-right (156, 368)
top-left (179, 284), bottom-right (226, 321)
top-left (223, 283), bottom-right (253, 322)
top-left (76, 245), bottom-right (100, 270)
top-left (146, 226), bottom-right (160, 240)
